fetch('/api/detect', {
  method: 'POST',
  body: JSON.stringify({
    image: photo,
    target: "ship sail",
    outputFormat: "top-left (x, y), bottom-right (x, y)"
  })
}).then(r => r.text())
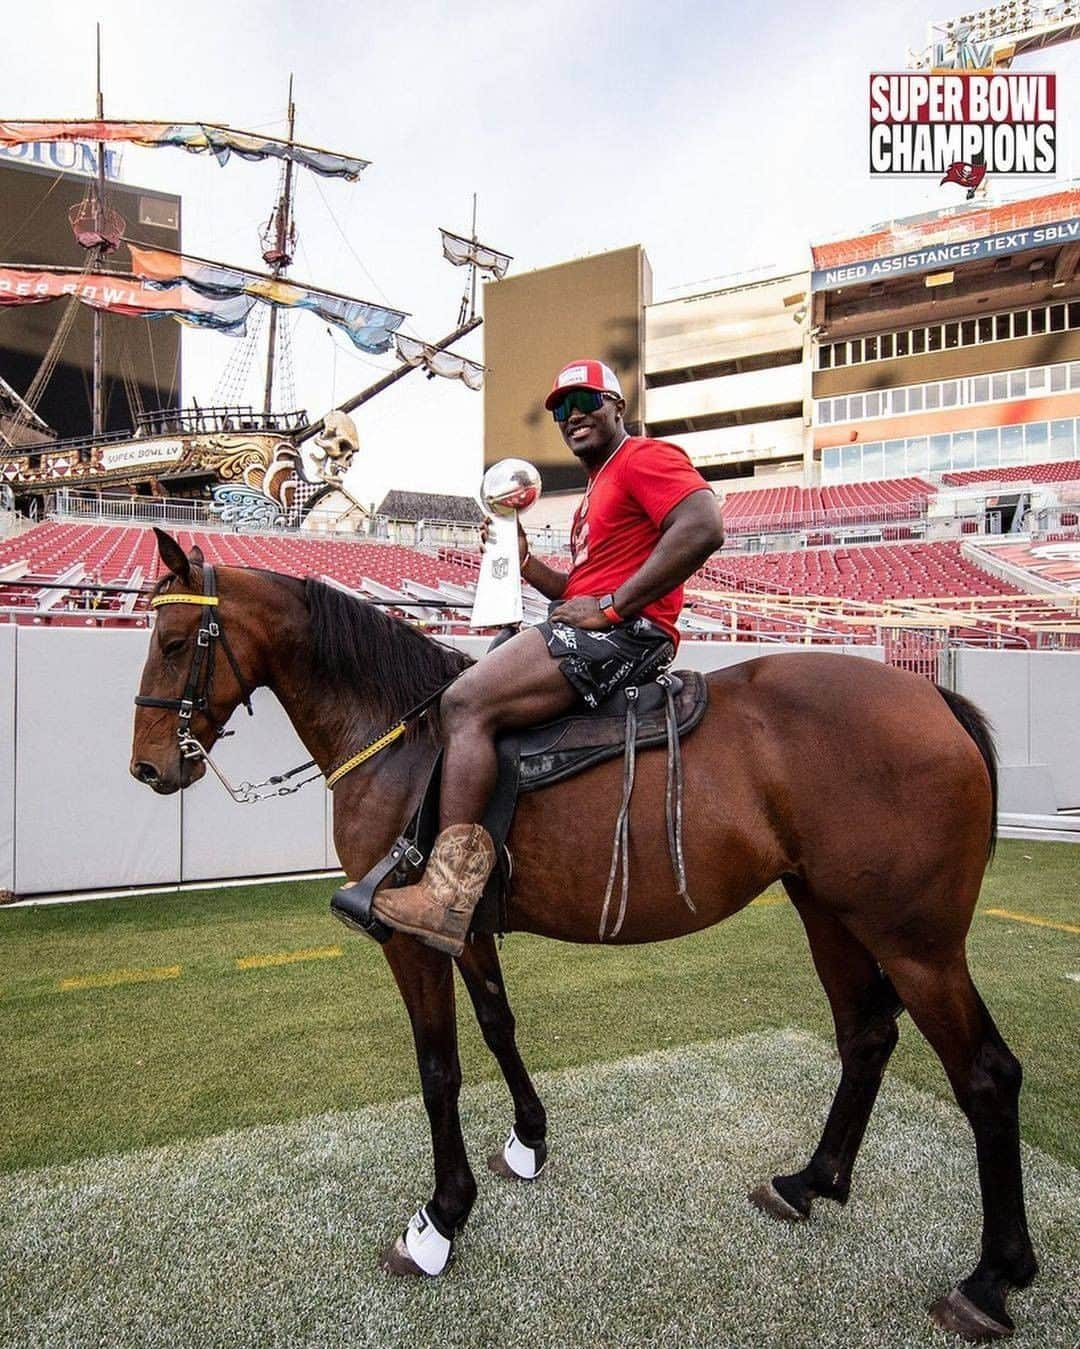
top-left (0, 120), bottom-right (368, 180)
top-left (439, 228), bottom-right (512, 279)
top-left (0, 263), bottom-right (252, 330)
top-left (127, 244), bottom-right (406, 353)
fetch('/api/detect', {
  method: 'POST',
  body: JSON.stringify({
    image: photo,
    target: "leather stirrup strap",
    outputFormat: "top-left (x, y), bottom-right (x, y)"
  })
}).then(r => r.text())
top-left (664, 677), bottom-right (695, 912)
top-left (598, 685), bottom-right (639, 941)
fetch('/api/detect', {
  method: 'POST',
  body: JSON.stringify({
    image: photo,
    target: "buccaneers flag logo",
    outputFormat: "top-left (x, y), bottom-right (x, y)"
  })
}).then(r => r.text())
top-left (940, 159), bottom-right (988, 199)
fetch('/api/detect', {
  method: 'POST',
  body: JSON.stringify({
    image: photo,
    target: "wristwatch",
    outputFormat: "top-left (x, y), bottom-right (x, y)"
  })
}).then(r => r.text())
top-left (598, 593), bottom-right (622, 624)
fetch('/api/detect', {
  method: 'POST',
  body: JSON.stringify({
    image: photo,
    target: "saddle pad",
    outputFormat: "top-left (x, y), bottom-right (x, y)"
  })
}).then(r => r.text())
top-left (515, 669), bottom-right (708, 793)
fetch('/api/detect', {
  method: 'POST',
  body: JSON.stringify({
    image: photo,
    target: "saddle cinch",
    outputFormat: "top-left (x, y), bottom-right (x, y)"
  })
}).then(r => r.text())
top-left (330, 670), bottom-right (709, 944)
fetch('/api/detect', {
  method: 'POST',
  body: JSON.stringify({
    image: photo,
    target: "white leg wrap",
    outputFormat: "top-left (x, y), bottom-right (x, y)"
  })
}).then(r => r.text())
top-left (403, 1205), bottom-right (452, 1276)
top-left (503, 1126), bottom-right (544, 1179)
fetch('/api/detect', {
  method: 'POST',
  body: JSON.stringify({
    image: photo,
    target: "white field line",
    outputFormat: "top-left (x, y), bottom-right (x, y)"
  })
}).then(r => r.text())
top-left (1, 1030), bottom-right (1077, 1349)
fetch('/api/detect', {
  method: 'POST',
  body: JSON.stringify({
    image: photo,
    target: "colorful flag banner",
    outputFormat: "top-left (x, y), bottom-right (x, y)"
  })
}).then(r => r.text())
top-left (0, 121), bottom-right (368, 180)
top-left (0, 265), bottom-right (252, 331)
top-left (439, 228), bottom-right (512, 279)
top-left (395, 334), bottom-right (485, 390)
top-left (128, 244), bottom-right (406, 353)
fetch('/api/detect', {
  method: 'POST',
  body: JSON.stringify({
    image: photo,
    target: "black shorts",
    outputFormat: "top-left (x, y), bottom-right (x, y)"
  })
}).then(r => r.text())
top-left (536, 614), bottom-right (675, 709)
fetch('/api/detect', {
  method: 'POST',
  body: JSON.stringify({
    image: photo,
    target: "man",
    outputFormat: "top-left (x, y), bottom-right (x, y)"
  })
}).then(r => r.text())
top-left (374, 359), bottom-right (724, 954)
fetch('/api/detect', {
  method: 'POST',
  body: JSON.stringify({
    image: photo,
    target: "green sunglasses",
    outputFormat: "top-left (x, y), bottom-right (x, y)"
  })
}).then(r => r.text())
top-left (551, 388), bottom-right (618, 423)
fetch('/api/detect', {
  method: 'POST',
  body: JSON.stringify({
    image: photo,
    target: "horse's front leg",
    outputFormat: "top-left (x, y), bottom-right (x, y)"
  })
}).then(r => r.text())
top-left (456, 934), bottom-right (548, 1180)
top-left (380, 935), bottom-right (476, 1277)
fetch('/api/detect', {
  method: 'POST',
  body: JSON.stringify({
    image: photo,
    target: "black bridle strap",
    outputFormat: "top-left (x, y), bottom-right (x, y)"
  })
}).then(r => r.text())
top-left (134, 565), bottom-right (253, 722)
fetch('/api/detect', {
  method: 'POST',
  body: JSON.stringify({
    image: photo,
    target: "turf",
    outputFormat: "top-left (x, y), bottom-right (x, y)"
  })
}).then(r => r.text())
top-left (2, 1033), bottom-right (1077, 1349)
top-left (0, 839), bottom-right (1077, 1173)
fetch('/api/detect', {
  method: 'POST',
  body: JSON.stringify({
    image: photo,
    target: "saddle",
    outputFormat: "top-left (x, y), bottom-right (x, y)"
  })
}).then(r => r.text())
top-left (331, 670), bottom-right (709, 943)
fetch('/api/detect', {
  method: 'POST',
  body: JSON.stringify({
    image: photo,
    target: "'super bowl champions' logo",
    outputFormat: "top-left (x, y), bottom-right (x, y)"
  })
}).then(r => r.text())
top-left (869, 68), bottom-right (1056, 197)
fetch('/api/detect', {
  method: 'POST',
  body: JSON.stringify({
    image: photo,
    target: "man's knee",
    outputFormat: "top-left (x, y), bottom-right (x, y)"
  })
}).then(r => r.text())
top-left (441, 677), bottom-right (493, 735)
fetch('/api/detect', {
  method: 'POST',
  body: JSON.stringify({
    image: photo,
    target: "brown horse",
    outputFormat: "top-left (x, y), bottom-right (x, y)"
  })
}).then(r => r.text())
top-left (130, 530), bottom-right (1036, 1341)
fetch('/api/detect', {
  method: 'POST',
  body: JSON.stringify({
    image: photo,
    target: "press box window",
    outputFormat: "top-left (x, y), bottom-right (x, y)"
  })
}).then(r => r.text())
top-left (138, 196), bottom-right (179, 230)
top-left (960, 320), bottom-right (975, 346)
top-left (1013, 311), bottom-right (1029, 339)
top-left (944, 322), bottom-right (960, 349)
top-left (864, 336), bottom-right (878, 362)
top-left (880, 333), bottom-right (894, 359)
top-left (928, 326), bottom-right (943, 353)
top-left (911, 328), bottom-right (926, 355)
top-left (1050, 305), bottom-right (1066, 332)
top-left (1030, 308), bottom-right (1047, 335)
top-left (819, 345), bottom-right (833, 370)
top-left (895, 331), bottom-right (910, 357)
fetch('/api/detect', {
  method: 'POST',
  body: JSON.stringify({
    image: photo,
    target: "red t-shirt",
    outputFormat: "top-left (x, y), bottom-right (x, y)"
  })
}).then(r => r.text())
top-left (563, 436), bottom-right (710, 644)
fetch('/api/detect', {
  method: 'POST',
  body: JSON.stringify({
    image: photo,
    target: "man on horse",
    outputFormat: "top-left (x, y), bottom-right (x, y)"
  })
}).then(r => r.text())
top-left (373, 358), bottom-right (725, 954)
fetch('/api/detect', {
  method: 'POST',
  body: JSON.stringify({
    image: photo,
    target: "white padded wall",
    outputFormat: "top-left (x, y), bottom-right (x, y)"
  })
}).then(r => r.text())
top-left (179, 687), bottom-right (329, 881)
top-left (0, 626), bottom-right (15, 895)
top-left (14, 627), bottom-right (181, 894)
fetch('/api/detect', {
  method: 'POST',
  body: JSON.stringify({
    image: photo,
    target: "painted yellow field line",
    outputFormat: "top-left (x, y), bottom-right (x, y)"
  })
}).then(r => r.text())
top-left (234, 944), bottom-right (343, 971)
top-left (983, 908), bottom-right (1080, 936)
top-left (59, 965), bottom-right (182, 992)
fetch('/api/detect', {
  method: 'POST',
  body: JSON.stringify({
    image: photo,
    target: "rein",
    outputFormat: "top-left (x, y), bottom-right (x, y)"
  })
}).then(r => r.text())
top-left (134, 568), bottom-right (455, 804)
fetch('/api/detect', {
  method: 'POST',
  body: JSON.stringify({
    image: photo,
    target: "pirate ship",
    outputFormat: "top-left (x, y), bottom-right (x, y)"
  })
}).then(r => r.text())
top-left (0, 63), bottom-right (509, 531)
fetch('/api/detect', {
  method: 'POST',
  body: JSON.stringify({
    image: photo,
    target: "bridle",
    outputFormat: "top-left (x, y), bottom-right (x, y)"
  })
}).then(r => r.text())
top-left (134, 563), bottom-right (457, 804)
top-left (132, 565), bottom-right (293, 803)
top-left (134, 564), bottom-right (253, 757)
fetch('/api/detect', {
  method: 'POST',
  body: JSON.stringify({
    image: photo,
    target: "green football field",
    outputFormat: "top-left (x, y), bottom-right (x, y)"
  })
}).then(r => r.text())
top-left (1, 839), bottom-right (1077, 1347)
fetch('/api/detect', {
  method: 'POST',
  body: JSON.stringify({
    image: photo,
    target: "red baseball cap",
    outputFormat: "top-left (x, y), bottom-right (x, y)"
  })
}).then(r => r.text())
top-left (543, 359), bottom-right (623, 410)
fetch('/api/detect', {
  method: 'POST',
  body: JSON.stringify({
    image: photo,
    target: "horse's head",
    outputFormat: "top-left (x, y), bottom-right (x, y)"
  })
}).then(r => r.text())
top-left (130, 528), bottom-right (256, 794)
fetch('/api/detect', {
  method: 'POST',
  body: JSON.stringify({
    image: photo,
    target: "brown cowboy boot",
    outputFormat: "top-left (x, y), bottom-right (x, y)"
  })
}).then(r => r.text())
top-left (373, 823), bottom-right (496, 956)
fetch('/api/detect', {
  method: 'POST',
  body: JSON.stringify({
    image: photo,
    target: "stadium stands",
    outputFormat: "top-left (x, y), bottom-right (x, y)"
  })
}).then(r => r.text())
top-left (696, 540), bottom-right (1014, 602)
top-left (941, 461), bottom-right (1080, 488)
top-left (720, 477), bottom-right (933, 534)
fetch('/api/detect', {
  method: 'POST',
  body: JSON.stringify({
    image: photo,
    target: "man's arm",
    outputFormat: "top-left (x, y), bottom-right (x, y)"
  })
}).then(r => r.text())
top-left (550, 488), bottom-right (723, 628)
top-left (520, 551), bottom-right (568, 601)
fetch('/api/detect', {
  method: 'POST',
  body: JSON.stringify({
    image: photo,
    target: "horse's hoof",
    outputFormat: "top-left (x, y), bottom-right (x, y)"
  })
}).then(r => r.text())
top-left (748, 1181), bottom-right (807, 1223)
top-left (929, 1289), bottom-right (1015, 1341)
top-left (487, 1128), bottom-right (547, 1180)
top-left (380, 1235), bottom-right (425, 1277)
top-left (487, 1147), bottom-right (520, 1179)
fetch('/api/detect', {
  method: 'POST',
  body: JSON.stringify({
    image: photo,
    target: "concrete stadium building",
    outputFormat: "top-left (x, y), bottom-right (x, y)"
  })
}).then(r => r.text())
top-left (484, 184), bottom-right (1080, 532)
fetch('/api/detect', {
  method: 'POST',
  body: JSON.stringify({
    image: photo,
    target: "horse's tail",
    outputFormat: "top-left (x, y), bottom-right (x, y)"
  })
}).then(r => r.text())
top-left (936, 684), bottom-right (999, 861)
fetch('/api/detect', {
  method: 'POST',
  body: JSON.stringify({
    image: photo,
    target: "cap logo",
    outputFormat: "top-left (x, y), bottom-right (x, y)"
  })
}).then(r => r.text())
top-left (557, 364), bottom-right (589, 389)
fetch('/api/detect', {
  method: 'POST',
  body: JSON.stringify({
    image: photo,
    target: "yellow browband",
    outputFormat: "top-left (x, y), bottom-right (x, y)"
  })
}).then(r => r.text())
top-left (151, 594), bottom-right (220, 608)
top-left (325, 723), bottom-right (407, 789)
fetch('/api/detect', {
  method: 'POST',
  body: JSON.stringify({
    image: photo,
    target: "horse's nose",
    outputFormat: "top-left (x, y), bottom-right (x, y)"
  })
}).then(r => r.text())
top-left (131, 760), bottom-right (160, 786)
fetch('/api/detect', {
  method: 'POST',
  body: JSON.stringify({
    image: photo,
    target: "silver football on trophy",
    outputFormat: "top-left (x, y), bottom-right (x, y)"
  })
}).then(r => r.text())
top-left (481, 459), bottom-right (542, 517)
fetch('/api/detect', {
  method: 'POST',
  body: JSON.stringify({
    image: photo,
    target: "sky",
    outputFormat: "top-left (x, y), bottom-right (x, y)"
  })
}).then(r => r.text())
top-left (4, 0), bottom-right (1080, 505)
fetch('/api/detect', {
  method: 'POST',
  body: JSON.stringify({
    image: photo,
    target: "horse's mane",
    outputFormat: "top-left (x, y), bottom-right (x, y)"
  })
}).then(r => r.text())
top-left (304, 577), bottom-right (472, 725)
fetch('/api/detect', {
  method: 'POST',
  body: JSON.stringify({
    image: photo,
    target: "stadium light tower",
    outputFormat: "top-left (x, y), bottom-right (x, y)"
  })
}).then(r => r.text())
top-left (908, 1), bottom-right (1080, 69)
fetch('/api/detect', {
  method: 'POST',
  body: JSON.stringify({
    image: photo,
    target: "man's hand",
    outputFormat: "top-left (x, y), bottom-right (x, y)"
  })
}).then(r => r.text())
top-left (548, 595), bottom-right (612, 629)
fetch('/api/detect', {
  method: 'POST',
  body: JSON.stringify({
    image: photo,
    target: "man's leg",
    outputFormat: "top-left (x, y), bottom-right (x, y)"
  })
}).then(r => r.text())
top-left (373, 627), bottom-right (578, 953)
top-left (438, 626), bottom-right (578, 827)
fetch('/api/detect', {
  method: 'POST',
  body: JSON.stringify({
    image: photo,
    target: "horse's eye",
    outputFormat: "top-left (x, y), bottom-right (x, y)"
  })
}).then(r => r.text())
top-left (162, 637), bottom-right (186, 658)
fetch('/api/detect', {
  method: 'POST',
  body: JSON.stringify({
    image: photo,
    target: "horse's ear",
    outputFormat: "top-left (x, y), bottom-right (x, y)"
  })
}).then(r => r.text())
top-left (189, 544), bottom-right (205, 567)
top-left (154, 527), bottom-right (192, 586)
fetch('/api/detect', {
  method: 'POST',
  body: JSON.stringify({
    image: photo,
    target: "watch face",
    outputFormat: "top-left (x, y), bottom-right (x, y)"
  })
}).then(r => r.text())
top-left (599, 593), bottom-right (614, 610)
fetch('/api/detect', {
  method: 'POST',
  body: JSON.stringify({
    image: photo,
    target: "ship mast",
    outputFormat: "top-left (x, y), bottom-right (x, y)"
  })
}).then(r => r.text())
top-left (262, 76), bottom-right (296, 418)
top-left (92, 25), bottom-right (106, 436)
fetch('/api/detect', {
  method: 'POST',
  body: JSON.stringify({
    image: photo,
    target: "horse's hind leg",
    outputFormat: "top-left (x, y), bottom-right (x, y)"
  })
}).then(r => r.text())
top-left (883, 952), bottom-right (1036, 1340)
top-left (751, 884), bottom-right (902, 1221)
top-left (379, 937), bottom-right (477, 1277)
top-left (456, 934), bottom-right (549, 1179)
